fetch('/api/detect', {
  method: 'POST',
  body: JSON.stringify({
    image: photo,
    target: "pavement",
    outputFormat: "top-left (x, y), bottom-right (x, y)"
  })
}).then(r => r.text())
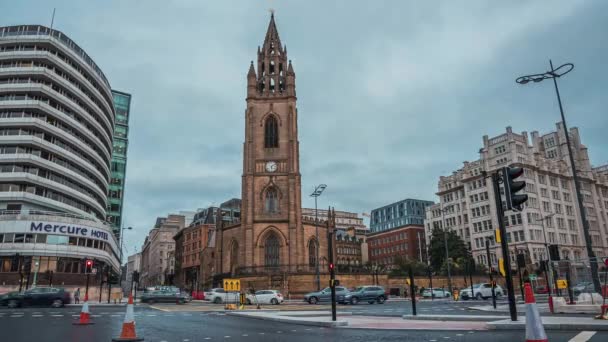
top-left (1, 299), bottom-right (607, 341)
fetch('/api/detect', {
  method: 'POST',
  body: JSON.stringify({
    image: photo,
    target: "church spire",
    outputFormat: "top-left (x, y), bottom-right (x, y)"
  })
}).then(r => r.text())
top-left (253, 13), bottom-right (293, 97)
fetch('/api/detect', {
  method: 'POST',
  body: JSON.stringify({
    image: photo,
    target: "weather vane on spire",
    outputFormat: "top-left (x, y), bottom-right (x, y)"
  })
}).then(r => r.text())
top-left (268, 0), bottom-right (275, 15)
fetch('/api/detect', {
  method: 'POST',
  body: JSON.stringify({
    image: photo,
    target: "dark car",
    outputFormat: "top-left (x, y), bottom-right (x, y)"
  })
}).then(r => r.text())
top-left (140, 290), bottom-right (188, 304)
top-left (303, 286), bottom-right (349, 304)
top-left (0, 287), bottom-right (71, 308)
top-left (344, 286), bottom-right (387, 304)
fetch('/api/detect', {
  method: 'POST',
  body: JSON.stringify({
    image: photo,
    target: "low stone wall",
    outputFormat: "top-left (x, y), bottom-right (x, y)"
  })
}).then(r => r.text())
top-left (232, 273), bottom-right (503, 299)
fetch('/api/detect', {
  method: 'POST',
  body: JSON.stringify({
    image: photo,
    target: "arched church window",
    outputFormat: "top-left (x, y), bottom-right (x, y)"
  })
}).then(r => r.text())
top-left (265, 233), bottom-right (280, 267)
top-left (264, 116), bottom-right (278, 148)
top-left (230, 241), bottom-right (239, 271)
top-left (308, 240), bottom-right (317, 267)
top-left (265, 187), bottom-right (279, 213)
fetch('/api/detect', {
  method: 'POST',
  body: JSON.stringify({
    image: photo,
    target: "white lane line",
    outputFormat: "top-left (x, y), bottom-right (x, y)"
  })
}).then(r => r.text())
top-left (204, 338), bottom-right (211, 340)
top-left (32, 315), bottom-right (44, 317)
top-left (146, 314), bottom-right (157, 317)
top-left (456, 334), bottom-right (464, 336)
top-left (224, 336), bottom-right (231, 338)
top-left (429, 340), bottom-right (437, 342)
top-left (258, 332), bottom-right (265, 335)
top-left (91, 315), bottom-right (101, 317)
top-left (51, 314), bottom-right (64, 317)
top-left (568, 331), bottom-right (597, 342)
top-left (305, 328), bottom-right (312, 331)
top-left (291, 330), bottom-right (297, 332)
top-left (242, 334), bottom-right (248, 337)
top-left (111, 314), bottom-right (121, 317)
top-left (183, 339), bottom-right (190, 341)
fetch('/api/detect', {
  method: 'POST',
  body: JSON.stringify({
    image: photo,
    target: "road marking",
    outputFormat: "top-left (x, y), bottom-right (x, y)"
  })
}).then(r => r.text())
top-left (429, 340), bottom-right (437, 342)
top-left (305, 328), bottom-right (312, 331)
top-left (224, 336), bottom-right (231, 338)
top-left (111, 314), bottom-right (121, 317)
top-left (51, 314), bottom-right (64, 317)
top-left (456, 334), bottom-right (464, 336)
top-left (146, 314), bottom-right (157, 317)
top-left (468, 331), bottom-right (474, 334)
top-left (242, 334), bottom-right (248, 337)
top-left (277, 331), bottom-right (282, 333)
top-left (443, 337), bottom-right (450, 339)
top-left (291, 330), bottom-right (297, 332)
top-left (183, 339), bottom-right (190, 341)
top-left (258, 333), bottom-right (265, 335)
top-left (32, 315), bottom-right (44, 317)
top-left (204, 338), bottom-right (211, 340)
top-left (568, 331), bottom-right (597, 342)
top-left (92, 315), bottom-right (101, 317)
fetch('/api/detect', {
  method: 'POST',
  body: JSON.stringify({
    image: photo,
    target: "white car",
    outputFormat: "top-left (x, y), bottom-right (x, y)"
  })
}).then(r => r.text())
top-left (204, 288), bottom-right (239, 304)
top-left (422, 288), bottom-right (451, 298)
top-left (460, 283), bottom-right (504, 300)
top-left (246, 290), bottom-right (284, 305)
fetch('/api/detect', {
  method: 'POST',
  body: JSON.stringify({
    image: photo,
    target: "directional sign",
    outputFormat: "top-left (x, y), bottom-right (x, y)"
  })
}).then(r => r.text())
top-left (223, 278), bottom-right (240, 292)
top-left (529, 274), bottom-right (537, 281)
top-left (556, 279), bottom-right (568, 289)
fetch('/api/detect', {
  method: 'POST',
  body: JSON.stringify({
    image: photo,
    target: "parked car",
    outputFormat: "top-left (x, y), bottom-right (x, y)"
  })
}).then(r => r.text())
top-left (573, 282), bottom-right (595, 295)
top-left (344, 286), bottom-right (387, 304)
top-left (0, 287), bottom-right (71, 308)
top-left (140, 290), bottom-right (188, 304)
top-left (303, 286), bottom-right (349, 304)
top-left (421, 288), bottom-right (451, 298)
top-left (459, 283), bottom-right (504, 300)
top-left (204, 288), bottom-right (239, 304)
top-left (535, 285), bottom-right (549, 294)
top-left (246, 290), bottom-right (284, 305)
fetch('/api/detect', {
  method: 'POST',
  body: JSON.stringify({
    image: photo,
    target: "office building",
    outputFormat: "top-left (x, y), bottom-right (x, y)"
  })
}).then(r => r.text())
top-left (370, 199), bottom-right (434, 232)
top-left (425, 124), bottom-right (608, 268)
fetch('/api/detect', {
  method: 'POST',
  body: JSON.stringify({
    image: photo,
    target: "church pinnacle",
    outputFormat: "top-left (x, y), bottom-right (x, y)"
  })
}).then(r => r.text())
top-left (247, 13), bottom-right (295, 98)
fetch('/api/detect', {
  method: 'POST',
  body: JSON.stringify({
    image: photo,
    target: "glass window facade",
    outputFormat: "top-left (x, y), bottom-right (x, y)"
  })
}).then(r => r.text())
top-left (107, 90), bottom-right (132, 238)
top-left (369, 199), bottom-right (434, 232)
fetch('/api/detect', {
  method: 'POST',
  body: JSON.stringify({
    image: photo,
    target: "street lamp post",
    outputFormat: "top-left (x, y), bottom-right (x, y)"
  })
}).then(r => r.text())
top-left (516, 61), bottom-right (601, 293)
top-left (440, 204), bottom-right (454, 296)
top-left (310, 184), bottom-right (327, 291)
top-left (119, 226), bottom-right (132, 296)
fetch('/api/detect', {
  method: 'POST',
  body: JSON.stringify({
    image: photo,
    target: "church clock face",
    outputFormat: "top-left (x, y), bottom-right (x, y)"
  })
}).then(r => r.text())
top-left (265, 161), bottom-right (278, 173)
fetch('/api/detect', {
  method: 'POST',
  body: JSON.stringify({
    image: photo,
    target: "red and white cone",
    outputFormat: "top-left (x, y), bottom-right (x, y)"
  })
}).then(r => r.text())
top-left (73, 293), bottom-right (94, 325)
top-left (112, 294), bottom-right (144, 341)
top-left (524, 283), bottom-right (547, 342)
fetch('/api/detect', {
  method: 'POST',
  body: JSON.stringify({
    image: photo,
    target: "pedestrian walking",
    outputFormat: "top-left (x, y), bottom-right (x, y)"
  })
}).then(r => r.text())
top-left (74, 288), bottom-right (80, 304)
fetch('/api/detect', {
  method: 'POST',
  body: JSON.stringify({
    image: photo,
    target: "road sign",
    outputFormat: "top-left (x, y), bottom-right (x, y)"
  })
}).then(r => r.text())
top-left (529, 274), bottom-right (537, 281)
top-left (223, 278), bottom-right (240, 292)
top-left (556, 279), bottom-right (568, 289)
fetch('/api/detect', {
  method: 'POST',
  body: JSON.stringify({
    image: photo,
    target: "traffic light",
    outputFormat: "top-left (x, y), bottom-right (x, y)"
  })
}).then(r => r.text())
top-left (548, 244), bottom-right (560, 261)
top-left (502, 166), bottom-right (528, 211)
top-left (85, 259), bottom-right (93, 272)
top-left (329, 263), bottom-right (334, 272)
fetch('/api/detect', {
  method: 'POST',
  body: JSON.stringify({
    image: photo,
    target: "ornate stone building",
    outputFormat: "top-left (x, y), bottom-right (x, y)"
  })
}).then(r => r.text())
top-left (214, 14), bottom-right (329, 277)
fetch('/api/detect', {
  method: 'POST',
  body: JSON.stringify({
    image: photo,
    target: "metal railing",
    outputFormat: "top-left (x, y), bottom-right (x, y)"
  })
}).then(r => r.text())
top-left (0, 209), bottom-right (98, 223)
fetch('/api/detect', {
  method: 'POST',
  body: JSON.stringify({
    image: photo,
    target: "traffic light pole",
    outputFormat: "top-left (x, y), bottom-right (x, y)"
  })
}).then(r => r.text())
top-left (492, 171), bottom-right (517, 321)
top-left (485, 239), bottom-right (497, 309)
top-left (327, 208), bottom-right (337, 322)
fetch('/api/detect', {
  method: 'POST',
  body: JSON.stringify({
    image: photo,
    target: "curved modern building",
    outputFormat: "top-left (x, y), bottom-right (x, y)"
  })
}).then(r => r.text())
top-left (0, 25), bottom-right (120, 289)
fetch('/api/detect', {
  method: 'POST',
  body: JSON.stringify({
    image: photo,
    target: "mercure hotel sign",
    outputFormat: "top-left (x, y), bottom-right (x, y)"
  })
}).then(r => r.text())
top-left (29, 221), bottom-right (110, 241)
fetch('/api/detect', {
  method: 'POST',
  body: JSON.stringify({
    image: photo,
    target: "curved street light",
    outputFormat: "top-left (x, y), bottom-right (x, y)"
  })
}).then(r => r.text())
top-left (516, 60), bottom-right (601, 293)
top-left (310, 184), bottom-right (327, 291)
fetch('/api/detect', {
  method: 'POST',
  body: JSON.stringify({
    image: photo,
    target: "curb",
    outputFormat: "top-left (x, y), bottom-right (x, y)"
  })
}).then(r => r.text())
top-left (66, 304), bottom-right (127, 307)
top-left (487, 320), bottom-right (608, 331)
top-left (403, 314), bottom-right (508, 322)
top-left (225, 312), bottom-right (348, 327)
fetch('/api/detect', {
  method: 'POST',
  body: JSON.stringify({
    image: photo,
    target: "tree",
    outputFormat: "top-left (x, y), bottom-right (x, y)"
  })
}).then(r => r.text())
top-left (390, 255), bottom-right (428, 277)
top-left (428, 227), bottom-right (470, 273)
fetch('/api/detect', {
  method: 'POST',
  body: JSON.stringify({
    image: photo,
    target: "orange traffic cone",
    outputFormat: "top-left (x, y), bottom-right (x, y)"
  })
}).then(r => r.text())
top-left (524, 283), bottom-right (547, 342)
top-left (73, 293), bottom-right (94, 325)
top-left (112, 294), bottom-right (144, 341)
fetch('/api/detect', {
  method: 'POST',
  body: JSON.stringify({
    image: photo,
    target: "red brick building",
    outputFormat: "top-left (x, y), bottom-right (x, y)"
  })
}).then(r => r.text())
top-left (173, 223), bottom-right (213, 290)
top-left (367, 224), bottom-right (426, 268)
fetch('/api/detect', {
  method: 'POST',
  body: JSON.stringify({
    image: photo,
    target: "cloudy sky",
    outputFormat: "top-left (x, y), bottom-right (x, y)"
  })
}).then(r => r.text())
top-left (2, 1), bottom-right (607, 254)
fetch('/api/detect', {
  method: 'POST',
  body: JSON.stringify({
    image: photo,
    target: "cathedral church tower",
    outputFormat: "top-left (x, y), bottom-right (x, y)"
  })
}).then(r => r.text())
top-left (238, 13), bottom-right (305, 272)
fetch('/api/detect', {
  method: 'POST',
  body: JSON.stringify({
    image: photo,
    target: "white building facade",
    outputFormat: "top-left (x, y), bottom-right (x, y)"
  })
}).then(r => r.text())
top-left (0, 25), bottom-right (119, 287)
top-left (425, 123), bottom-right (608, 269)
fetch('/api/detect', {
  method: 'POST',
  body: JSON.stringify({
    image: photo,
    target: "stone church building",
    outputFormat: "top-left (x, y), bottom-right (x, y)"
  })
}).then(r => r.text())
top-left (213, 13), bottom-right (330, 279)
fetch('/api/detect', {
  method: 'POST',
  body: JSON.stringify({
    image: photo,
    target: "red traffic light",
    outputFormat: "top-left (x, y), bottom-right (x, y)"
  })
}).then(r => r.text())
top-left (604, 258), bottom-right (608, 267)
top-left (86, 260), bottom-right (93, 267)
top-left (329, 263), bottom-right (334, 270)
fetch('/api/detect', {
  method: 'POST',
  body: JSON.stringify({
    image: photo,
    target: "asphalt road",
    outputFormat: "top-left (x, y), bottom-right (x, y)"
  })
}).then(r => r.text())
top-left (0, 304), bottom-right (605, 342)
